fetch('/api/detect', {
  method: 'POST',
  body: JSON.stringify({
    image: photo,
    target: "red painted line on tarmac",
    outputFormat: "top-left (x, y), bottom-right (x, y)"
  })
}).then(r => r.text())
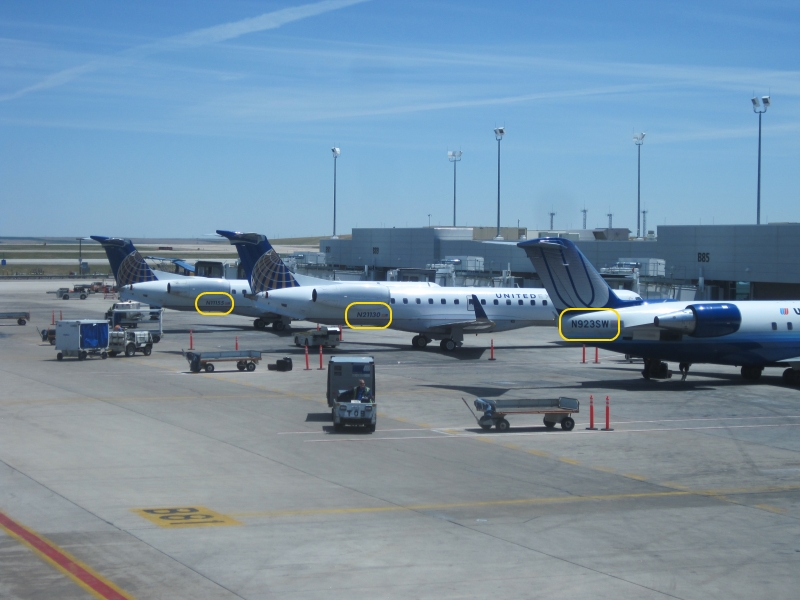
top-left (0, 510), bottom-right (134, 600)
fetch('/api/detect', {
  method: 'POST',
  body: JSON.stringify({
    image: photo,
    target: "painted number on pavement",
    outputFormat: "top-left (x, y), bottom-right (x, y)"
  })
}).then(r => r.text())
top-left (132, 506), bottom-right (240, 528)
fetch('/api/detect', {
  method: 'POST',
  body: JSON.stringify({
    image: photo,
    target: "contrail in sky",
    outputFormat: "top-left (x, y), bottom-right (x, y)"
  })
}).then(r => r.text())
top-left (0, 0), bottom-right (370, 102)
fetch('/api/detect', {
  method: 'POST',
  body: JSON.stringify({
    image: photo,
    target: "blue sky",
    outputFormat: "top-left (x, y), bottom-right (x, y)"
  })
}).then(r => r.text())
top-left (1, 0), bottom-right (798, 239)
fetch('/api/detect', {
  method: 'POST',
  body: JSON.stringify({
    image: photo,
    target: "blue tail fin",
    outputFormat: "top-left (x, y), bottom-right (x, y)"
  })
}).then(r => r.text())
top-left (91, 236), bottom-right (157, 286)
top-left (517, 238), bottom-right (642, 311)
top-left (216, 230), bottom-right (298, 293)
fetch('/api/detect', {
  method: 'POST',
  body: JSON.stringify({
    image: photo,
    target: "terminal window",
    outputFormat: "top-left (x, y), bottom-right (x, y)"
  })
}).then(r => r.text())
top-left (372, 247), bottom-right (379, 254)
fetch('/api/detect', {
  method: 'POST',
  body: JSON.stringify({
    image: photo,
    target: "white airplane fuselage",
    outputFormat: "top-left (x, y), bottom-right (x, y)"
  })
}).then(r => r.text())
top-left (256, 283), bottom-right (558, 340)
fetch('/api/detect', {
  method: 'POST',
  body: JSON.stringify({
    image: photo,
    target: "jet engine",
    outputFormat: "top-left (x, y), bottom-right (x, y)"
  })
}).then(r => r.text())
top-left (312, 285), bottom-right (391, 309)
top-left (654, 303), bottom-right (741, 338)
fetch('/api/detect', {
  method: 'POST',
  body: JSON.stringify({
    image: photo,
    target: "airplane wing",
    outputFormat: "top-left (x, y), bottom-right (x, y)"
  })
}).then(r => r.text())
top-left (417, 294), bottom-right (496, 334)
top-left (144, 256), bottom-right (196, 273)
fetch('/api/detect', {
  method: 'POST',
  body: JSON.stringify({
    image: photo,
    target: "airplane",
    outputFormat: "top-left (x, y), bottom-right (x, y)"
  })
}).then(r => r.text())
top-left (518, 237), bottom-right (800, 384)
top-left (253, 277), bottom-right (562, 351)
top-left (92, 235), bottom-right (293, 330)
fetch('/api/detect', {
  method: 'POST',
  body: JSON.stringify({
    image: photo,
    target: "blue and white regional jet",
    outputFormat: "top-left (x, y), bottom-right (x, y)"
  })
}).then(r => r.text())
top-left (518, 237), bottom-right (800, 384)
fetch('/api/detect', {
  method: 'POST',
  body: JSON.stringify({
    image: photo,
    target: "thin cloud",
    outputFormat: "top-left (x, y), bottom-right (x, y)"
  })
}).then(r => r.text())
top-left (0, 0), bottom-right (369, 102)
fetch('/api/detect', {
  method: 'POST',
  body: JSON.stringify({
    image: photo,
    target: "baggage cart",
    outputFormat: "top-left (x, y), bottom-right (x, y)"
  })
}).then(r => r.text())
top-left (55, 320), bottom-right (109, 361)
top-left (463, 396), bottom-right (579, 432)
top-left (328, 356), bottom-right (376, 432)
top-left (0, 311), bottom-right (30, 325)
top-left (182, 350), bottom-right (261, 373)
top-left (108, 330), bottom-right (154, 357)
top-left (294, 325), bottom-right (341, 348)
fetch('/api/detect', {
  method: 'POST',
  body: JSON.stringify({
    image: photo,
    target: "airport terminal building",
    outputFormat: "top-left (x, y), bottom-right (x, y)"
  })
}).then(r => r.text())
top-left (309, 223), bottom-right (800, 301)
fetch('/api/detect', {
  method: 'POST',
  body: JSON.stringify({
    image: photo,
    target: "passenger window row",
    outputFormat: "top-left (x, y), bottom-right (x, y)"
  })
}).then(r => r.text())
top-left (388, 297), bottom-right (547, 306)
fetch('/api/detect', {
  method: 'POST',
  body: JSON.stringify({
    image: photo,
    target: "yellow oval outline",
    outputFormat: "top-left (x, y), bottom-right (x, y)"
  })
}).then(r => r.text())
top-left (195, 291), bottom-right (235, 316)
top-left (345, 301), bottom-right (393, 330)
top-left (558, 307), bottom-right (621, 342)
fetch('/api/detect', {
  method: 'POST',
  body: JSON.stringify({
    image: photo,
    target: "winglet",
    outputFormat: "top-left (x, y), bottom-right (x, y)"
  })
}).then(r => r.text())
top-left (472, 294), bottom-right (490, 320)
top-left (90, 236), bottom-right (157, 286)
top-left (216, 230), bottom-right (298, 293)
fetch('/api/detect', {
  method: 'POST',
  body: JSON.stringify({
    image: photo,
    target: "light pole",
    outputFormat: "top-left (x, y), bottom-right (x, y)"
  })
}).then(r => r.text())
top-left (581, 208), bottom-right (588, 229)
top-left (494, 127), bottom-right (505, 240)
top-left (428, 214), bottom-right (431, 227)
top-left (633, 132), bottom-right (645, 237)
top-left (549, 211), bottom-right (556, 230)
top-left (607, 212), bottom-right (613, 228)
top-left (331, 147), bottom-right (340, 239)
top-left (751, 95), bottom-right (770, 224)
top-left (642, 209), bottom-right (648, 237)
top-left (448, 150), bottom-right (462, 226)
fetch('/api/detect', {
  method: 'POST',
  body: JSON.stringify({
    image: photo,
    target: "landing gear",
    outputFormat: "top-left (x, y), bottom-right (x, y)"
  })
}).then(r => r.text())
top-left (254, 318), bottom-right (266, 330)
top-left (440, 338), bottom-right (457, 352)
top-left (678, 362), bottom-right (691, 381)
top-left (411, 335), bottom-right (429, 349)
top-left (642, 358), bottom-right (672, 380)
top-left (782, 368), bottom-right (800, 385)
top-left (272, 320), bottom-right (287, 332)
top-left (741, 365), bottom-right (763, 381)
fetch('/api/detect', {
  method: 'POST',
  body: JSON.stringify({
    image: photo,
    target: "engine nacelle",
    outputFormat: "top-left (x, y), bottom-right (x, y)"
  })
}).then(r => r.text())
top-left (654, 303), bottom-right (741, 338)
top-left (312, 285), bottom-right (391, 309)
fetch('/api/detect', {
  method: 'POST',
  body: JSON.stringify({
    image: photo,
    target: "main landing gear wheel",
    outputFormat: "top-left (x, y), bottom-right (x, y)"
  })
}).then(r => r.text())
top-left (783, 368), bottom-right (800, 385)
top-left (254, 318), bottom-right (266, 330)
top-left (561, 417), bottom-right (575, 431)
top-left (411, 335), bottom-right (429, 349)
top-left (272, 321), bottom-right (286, 332)
top-left (440, 339), bottom-right (457, 352)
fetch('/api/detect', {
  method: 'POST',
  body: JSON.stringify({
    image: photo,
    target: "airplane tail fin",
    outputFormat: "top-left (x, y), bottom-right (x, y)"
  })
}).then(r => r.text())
top-left (517, 238), bottom-right (642, 311)
top-left (90, 236), bottom-right (157, 286)
top-left (216, 230), bottom-right (298, 293)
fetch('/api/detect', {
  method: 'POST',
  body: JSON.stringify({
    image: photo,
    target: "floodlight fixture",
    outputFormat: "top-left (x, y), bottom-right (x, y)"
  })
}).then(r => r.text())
top-left (448, 150), bottom-right (463, 226)
top-left (633, 133), bottom-right (645, 237)
top-left (331, 147), bottom-right (340, 238)
top-left (751, 95), bottom-right (771, 223)
top-left (493, 126), bottom-right (506, 239)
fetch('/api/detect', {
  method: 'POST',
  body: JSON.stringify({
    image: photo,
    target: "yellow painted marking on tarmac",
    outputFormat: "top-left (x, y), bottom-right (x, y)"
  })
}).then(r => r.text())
top-left (527, 449), bottom-right (550, 457)
top-left (229, 484), bottom-right (800, 520)
top-left (591, 465), bottom-right (617, 474)
top-left (417, 422), bottom-right (431, 428)
top-left (754, 504), bottom-right (786, 514)
top-left (503, 443), bottom-right (521, 450)
top-left (623, 473), bottom-right (648, 481)
top-left (558, 457), bottom-right (580, 465)
top-left (132, 507), bottom-right (240, 528)
top-left (0, 509), bottom-right (136, 600)
top-left (659, 481), bottom-right (689, 490)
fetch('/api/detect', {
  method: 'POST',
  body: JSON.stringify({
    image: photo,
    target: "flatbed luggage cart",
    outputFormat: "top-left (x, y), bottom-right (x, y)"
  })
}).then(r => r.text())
top-left (463, 397), bottom-right (579, 432)
top-left (0, 311), bottom-right (30, 325)
top-left (182, 350), bottom-right (262, 373)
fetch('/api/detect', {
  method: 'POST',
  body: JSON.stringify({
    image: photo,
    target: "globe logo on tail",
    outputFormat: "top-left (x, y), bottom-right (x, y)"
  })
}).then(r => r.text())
top-left (251, 250), bottom-right (298, 293)
top-left (117, 251), bottom-right (157, 286)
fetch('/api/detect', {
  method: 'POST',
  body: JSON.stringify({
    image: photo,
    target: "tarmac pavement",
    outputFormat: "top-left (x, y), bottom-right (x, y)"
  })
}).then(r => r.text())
top-left (1, 280), bottom-right (799, 599)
